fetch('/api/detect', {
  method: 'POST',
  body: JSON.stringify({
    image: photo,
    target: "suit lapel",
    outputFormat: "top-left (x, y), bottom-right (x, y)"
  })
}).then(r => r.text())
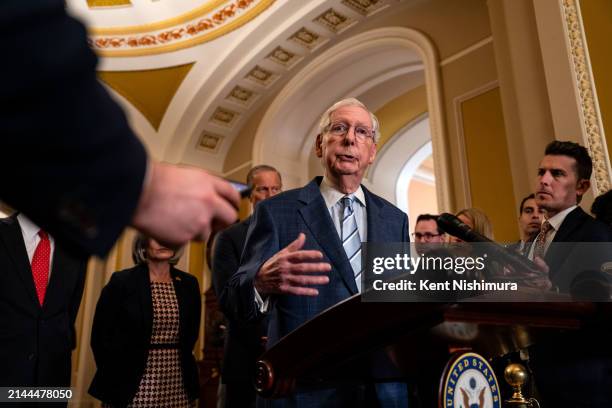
top-left (42, 244), bottom-right (69, 311)
top-left (364, 188), bottom-right (383, 243)
top-left (551, 207), bottom-right (585, 243)
top-left (545, 207), bottom-right (585, 278)
top-left (171, 268), bottom-right (186, 344)
top-left (0, 215), bottom-right (39, 306)
top-left (297, 179), bottom-right (358, 294)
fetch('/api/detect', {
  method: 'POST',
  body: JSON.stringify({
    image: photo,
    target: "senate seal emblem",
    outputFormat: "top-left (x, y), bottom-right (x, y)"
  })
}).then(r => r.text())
top-left (440, 352), bottom-right (501, 408)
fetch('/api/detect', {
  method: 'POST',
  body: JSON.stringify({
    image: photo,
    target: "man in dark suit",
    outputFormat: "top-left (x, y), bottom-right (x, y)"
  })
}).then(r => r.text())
top-left (0, 213), bottom-right (87, 399)
top-left (1, 1), bottom-right (239, 258)
top-left (527, 141), bottom-right (612, 407)
top-left (528, 141), bottom-right (612, 290)
top-left (221, 98), bottom-right (409, 407)
top-left (213, 165), bottom-right (283, 408)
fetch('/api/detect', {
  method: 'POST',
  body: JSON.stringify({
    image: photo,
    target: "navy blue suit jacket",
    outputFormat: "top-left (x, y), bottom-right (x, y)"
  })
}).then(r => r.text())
top-left (223, 177), bottom-right (409, 407)
top-left (529, 207), bottom-right (612, 406)
top-left (544, 207), bottom-right (612, 292)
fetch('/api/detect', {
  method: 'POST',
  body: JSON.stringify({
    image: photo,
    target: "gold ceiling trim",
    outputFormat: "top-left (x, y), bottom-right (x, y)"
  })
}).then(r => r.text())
top-left (90, 0), bottom-right (228, 35)
top-left (91, 0), bottom-right (275, 57)
top-left (88, 0), bottom-right (132, 8)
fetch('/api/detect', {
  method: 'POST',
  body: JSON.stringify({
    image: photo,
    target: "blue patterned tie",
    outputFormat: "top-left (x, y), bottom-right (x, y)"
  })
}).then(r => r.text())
top-left (341, 196), bottom-right (362, 292)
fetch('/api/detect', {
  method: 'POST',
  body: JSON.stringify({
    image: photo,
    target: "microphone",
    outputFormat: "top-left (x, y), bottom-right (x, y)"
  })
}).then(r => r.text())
top-left (436, 213), bottom-right (544, 277)
top-left (437, 213), bottom-right (491, 243)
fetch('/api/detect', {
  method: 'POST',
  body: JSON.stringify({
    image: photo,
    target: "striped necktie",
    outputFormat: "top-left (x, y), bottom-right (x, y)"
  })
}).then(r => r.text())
top-left (341, 196), bottom-right (362, 292)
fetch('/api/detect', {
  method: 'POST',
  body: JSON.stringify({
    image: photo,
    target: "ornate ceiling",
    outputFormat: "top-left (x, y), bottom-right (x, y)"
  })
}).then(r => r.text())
top-left (66, 0), bottom-right (423, 176)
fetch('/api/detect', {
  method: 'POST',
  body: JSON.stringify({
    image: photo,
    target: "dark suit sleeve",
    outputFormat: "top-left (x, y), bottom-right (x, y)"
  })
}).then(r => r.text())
top-left (0, 1), bottom-right (147, 257)
top-left (211, 228), bottom-right (242, 315)
top-left (91, 273), bottom-right (124, 368)
top-left (223, 203), bottom-right (280, 324)
top-left (402, 213), bottom-right (409, 243)
top-left (211, 229), bottom-right (241, 295)
top-left (69, 259), bottom-right (88, 349)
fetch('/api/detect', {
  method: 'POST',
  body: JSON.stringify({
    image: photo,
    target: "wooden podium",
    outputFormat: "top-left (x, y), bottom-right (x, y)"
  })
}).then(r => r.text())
top-left (254, 292), bottom-right (600, 405)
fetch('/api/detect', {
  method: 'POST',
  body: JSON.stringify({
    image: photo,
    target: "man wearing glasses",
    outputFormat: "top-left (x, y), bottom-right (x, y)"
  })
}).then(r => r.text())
top-left (412, 213), bottom-right (445, 254)
top-left (224, 98), bottom-right (409, 407)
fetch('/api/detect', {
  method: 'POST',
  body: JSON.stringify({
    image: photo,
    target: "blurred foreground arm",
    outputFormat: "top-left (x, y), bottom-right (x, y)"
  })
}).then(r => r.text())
top-left (0, 1), bottom-right (238, 256)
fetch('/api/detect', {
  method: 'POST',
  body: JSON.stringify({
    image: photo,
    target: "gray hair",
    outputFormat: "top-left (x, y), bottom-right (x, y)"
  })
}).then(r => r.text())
top-left (318, 97), bottom-right (380, 143)
top-left (132, 234), bottom-right (183, 265)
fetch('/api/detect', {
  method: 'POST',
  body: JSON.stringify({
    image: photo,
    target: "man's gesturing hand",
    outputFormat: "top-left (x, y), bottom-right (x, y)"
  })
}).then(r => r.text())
top-left (254, 233), bottom-right (331, 296)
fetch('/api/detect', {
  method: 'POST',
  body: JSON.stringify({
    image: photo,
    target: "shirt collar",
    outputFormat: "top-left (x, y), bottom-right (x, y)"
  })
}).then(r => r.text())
top-left (319, 176), bottom-right (366, 209)
top-left (545, 205), bottom-right (577, 231)
top-left (16, 213), bottom-right (42, 242)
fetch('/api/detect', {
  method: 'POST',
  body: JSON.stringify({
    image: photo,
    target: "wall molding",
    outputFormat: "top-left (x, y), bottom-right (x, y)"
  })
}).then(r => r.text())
top-left (440, 36), bottom-right (493, 67)
top-left (453, 80), bottom-right (500, 208)
top-left (561, 0), bottom-right (611, 194)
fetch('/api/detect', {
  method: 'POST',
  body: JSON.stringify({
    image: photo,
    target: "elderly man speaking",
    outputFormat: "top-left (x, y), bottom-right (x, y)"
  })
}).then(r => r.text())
top-left (223, 98), bottom-right (409, 407)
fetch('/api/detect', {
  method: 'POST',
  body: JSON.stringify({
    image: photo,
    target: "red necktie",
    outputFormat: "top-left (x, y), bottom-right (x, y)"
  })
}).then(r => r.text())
top-left (31, 230), bottom-right (50, 306)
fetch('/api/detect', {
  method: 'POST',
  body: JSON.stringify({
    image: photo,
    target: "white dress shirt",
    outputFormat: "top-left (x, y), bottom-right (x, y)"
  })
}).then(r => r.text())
top-left (319, 176), bottom-right (368, 241)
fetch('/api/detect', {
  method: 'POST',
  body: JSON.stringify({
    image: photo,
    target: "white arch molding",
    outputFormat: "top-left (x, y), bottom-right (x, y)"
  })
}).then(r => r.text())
top-left (367, 114), bottom-right (432, 215)
top-left (252, 26), bottom-right (451, 211)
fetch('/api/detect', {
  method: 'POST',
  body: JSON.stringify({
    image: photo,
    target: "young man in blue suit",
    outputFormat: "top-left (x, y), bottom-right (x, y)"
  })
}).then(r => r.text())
top-left (221, 98), bottom-right (409, 407)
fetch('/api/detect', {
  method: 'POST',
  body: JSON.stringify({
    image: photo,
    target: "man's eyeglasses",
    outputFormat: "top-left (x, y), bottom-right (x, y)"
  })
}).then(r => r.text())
top-left (411, 232), bottom-right (442, 240)
top-left (326, 122), bottom-right (375, 142)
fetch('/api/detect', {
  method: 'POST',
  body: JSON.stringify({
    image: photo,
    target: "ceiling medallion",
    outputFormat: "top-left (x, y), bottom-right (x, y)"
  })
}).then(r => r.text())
top-left (288, 27), bottom-right (324, 50)
top-left (313, 8), bottom-right (353, 33)
top-left (197, 131), bottom-right (224, 153)
top-left (266, 46), bottom-right (302, 68)
top-left (227, 85), bottom-right (257, 106)
top-left (211, 107), bottom-right (240, 127)
top-left (341, 0), bottom-right (386, 16)
top-left (245, 65), bottom-right (277, 87)
top-left (88, 0), bottom-right (275, 57)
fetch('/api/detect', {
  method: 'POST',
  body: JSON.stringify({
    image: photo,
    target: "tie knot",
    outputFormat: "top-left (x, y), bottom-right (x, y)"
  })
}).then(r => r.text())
top-left (38, 230), bottom-right (48, 240)
top-left (341, 196), bottom-right (354, 210)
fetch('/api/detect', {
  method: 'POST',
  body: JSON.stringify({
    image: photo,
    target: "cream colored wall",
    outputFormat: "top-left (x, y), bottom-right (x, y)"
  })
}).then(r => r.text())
top-left (440, 42), bottom-right (499, 209)
top-left (487, 0), bottom-right (555, 205)
top-left (407, 179), bottom-right (438, 232)
top-left (460, 87), bottom-right (517, 242)
top-left (376, 85), bottom-right (428, 150)
top-left (357, 0), bottom-right (492, 61)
